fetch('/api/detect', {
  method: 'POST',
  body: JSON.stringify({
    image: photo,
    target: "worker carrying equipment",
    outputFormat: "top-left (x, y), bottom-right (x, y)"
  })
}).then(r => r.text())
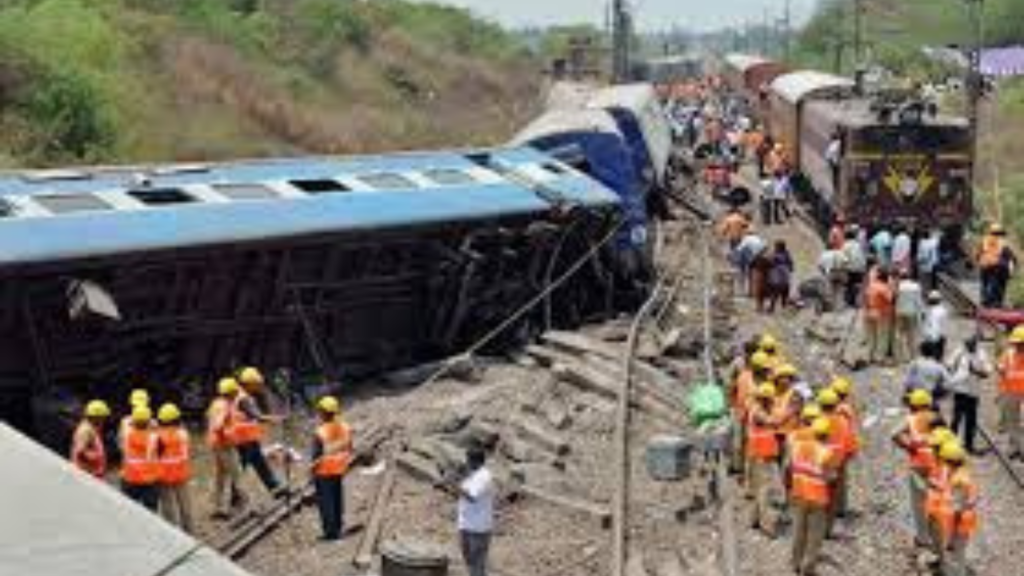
top-left (121, 405), bottom-right (160, 511)
top-left (312, 395), bottom-right (353, 540)
top-left (789, 417), bottom-right (837, 576)
top-left (157, 402), bottom-right (194, 533)
top-left (71, 400), bottom-right (110, 478)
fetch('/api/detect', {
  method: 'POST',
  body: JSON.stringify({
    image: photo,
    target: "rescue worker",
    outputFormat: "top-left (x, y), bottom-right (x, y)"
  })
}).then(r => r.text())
top-left (997, 325), bottom-right (1024, 459)
top-left (121, 404), bottom-right (160, 511)
top-left (891, 389), bottom-right (938, 548)
top-left (833, 378), bottom-right (862, 496)
top-left (923, 427), bottom-right (956, 561)
top-left (746, 382), bottom-right (781, 535)
top-left (229, 368), bottom-right (284, 494)
top-left (310, 395), bottom-right (353, 541)
top-left (71, 400), bottom-right (110, 478)
top-left (977, 223), bottom-right (1015, 308)
top-left (119, 388), bottom-right (151, 445)
top-left (930, 442), bottom-right (979, 576)
top-left (789, 417), bottom-right (838, 576)
top-left (759, 334), bottom-right (783, 368)
top-left (730, 348), bottom-right (770, 477)
top-left (208, 377), bottom-right (245, 518)
top-left (157, 403), bottom-right (193, 533)
top-left (771, 363), bottom-right (802, 448)
top-left (818, 388), bottom-right (854, 528)
top-left (864, 269), bottom-right (895, 365)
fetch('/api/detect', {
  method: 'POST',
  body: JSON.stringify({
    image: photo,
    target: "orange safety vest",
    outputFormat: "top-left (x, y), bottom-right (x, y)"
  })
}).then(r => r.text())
top-left (772, 388), bottom-right (799, 434)
top-left (865, 280), bottom-right (894, 321)
top-left (746, 405), bottom-right (779, 460)
top-left (999, 349), bottom-right (1024, 396)
top-left (978, 235), bottom-right (1004, 269)
top-left (932, 467), bottom-right (980, 543)
top-left (837, 402), bottom-right (861, 456)
top-left (731, 369), bottom-right (756, 416)
top-left (206, 397), bottom-right (232, 448)
top-left (121, 426), bottom-right (159, 485)
top-left (826, 411), bottom-right (853, 463)
top-left (229, 392), bottom-right (264, 445)
top-left (905, 412), bottom-right (935, 472)
top-left (158, 426), bottom-right (192, 485)
top-left (790, 438), bottom-right (833, 508)
top-left (924, 460), bottom-right (950, 522)
top-left (72, 421), bottom-right (106, 478)
top-left (314, 420), bottom-right (353, 478)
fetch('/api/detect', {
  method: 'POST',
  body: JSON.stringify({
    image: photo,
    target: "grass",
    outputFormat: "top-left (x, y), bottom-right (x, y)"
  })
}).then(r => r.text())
top-left (0, 0), bottom-right (540, 166)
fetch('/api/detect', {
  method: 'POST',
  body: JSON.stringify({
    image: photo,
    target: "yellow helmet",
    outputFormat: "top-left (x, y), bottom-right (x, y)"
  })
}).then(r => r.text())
top-left (759, 334), bottom-right (779, 353)
top-left (801, 403), bottom-right (823, 422)
top-left (1010, 325), bottom-right (1024, 345)
top-left (831, 377), bottom-right (852, 397)
top-left (129, 389), bottom-right (150, 408)
top-left (757, 382), bottom-right (777, 399)
top-left (238, 367), bottom-right (265, 388)
top-left (157, 403), bottom-right (181, 424)
top-left (908, 389), bottom-right (933, 408)
top-left (817, 388), bottom-right (840, 408)
top-left (131, 405), bottom-right (153, 425)
top-left (773, 363), bottom-right (798, 380)
top-left (317, 396), bottom-right (341, 414)
top-left (218, 377), bottom-right (240, 396)
top-left (929, 427), bottom-right (955, 447)
top-left (751, 351), bottom-right (771, 370)
top-left (939, 441), bottom-right (966, 463)
top-left (84, 400), bottom-right (111, 419)
top-left (811, 417), bottom-right (832, 437)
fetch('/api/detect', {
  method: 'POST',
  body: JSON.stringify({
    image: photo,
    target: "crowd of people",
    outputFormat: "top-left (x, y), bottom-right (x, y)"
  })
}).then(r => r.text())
top-left (727, 333), bottom-right (982, 576)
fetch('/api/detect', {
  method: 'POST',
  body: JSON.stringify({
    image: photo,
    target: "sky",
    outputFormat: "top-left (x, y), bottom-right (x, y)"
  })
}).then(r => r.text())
top-left (416, 0), bottom-right (822, 32)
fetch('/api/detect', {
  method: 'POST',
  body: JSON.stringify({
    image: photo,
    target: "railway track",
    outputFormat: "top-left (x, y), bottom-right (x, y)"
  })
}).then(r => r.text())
top-left (611, 189), bottom-right (737, 576)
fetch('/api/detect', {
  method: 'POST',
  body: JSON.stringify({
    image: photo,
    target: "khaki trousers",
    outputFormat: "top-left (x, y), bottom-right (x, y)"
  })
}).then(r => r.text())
top-left (864, 316), bottom-right (893, 363)
top-left (1001, 394), bottom-right (1023, 454)
top-left (161, 483), bottom-right (194, 534)
top-left (893, 316), bottom-right (918, 363)
top-left (910, 472), bottom-right (931, 547)
top-left (791, 500), bottom-right (828, 574)
top-left (748, 458), bottom-right (775, 532)
top-left (212, 446), bottom-right (243, 514)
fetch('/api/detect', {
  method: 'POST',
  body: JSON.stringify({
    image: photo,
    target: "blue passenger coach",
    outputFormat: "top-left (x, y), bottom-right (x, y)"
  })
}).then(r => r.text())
top-left (0, 147), bottom-right (621, 441)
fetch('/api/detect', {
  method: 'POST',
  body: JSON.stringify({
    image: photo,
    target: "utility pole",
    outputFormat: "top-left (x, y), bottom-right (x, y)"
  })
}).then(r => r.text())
top-left (853, 0), bottom-right (865, 66)
top-left (965, 0), bottom-right (985, 193)
top-left (783, 0), bottom-right (792, 61)
top-left (612, 0), bottom-right (632, 83)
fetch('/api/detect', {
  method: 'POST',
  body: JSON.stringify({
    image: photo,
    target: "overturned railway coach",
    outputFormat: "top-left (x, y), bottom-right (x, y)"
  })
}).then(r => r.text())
top-left (0, 148), bottom-right (622, 442)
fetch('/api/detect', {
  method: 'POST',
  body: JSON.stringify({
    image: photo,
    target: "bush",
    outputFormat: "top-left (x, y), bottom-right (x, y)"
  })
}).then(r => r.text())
top-left (19, 70), bottom-right (117, 162)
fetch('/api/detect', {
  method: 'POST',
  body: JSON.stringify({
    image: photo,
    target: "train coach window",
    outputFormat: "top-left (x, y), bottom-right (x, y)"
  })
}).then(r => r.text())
top-left (212, 183), bottom-right (280, 201)
top-left (289, 179), bottom-right (351, 194)
top-left (34, 193), bottom-right (113, 214)
top-left (128, 187), bottom-right (197, 206)
top-left (541, 162), bottom-right (569, 176)
top-left (424, 169), bottom-right (476, 186)
top-left (359, 172), bottom-right (417, 190)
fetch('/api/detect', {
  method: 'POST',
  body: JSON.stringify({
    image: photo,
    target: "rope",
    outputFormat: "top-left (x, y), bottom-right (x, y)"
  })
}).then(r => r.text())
top-left (418, 216), bottom-right (625, 388)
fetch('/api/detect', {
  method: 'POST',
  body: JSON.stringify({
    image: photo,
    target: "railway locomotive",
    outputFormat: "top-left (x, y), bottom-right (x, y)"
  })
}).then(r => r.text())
top-left (726, 53), bottom-right (974, 239)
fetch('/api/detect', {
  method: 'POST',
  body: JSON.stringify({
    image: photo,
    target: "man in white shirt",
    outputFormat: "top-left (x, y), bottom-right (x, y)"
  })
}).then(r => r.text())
top-left (921, 291), bottom-right (949, 358)
top-left (458, 446), bottom-right (495, 576)
top-left (841, 232), bottom-right (867, 308)
top-left (894, 275), bottom-right (924, 363)
top-left (891, 230), bottom-right (913, 277)
top-left (917, 230), bottom-right (942, 291)
top-left (948, 336), bottom-right (991, 454)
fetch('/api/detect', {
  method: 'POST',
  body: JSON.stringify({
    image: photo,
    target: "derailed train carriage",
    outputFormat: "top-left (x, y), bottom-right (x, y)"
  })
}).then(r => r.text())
top-left (0, 148), bottom-right (622, 442)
